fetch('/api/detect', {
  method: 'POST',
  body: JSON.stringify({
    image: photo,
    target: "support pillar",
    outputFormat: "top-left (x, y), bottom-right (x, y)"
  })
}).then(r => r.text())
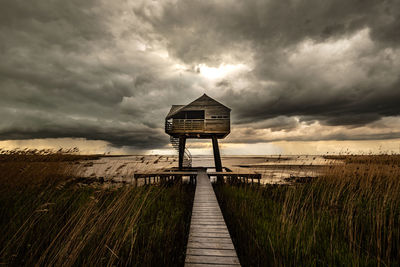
top-left (178, 136), bottom-right (186, 170)
top-left (212, 136), bottom-right (222, 172)
top-left (212, 136), bottom-right (223, 183)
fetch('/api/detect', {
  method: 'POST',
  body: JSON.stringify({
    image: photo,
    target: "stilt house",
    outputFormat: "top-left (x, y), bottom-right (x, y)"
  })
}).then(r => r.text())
top-left (165, 94), bottom-right (231, 171)
top-left (165, 94), bottom-right (231, 138)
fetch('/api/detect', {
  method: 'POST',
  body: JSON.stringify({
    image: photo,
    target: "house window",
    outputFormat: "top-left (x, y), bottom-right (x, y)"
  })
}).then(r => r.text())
top-left (175, 110), bottom-right (205, 119)
top-left (211, 115), bottom-right (228, 119)
top-left (186, 110), bottom-right (205, 119)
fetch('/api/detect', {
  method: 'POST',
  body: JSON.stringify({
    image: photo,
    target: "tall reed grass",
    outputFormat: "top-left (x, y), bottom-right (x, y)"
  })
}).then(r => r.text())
top-left (0, 150), bottom-right (194, 266)
top-left (215, 155), bottom-right (400, 266)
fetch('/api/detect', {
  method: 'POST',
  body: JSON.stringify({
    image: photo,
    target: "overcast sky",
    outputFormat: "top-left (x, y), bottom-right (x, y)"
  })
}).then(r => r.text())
top-left (1, 0), bottom-right (400, 154)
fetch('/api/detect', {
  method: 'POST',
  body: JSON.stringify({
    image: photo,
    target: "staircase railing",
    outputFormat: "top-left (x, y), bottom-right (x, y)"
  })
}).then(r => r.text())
top-left (169, 135), bottom-right (192, 168)
top-left (165, 120), bottom-right (173, 132)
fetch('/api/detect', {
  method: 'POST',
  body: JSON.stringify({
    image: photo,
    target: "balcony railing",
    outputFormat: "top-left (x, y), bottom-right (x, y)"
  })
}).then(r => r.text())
top-left (165, 119), bottom-right (230, 135)
top-left (171, 119), bottom-right (205, 132)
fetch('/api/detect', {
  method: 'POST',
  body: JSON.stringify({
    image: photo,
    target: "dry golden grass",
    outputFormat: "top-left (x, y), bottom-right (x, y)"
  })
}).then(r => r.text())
top-left (216, 154), bottom-right (400, 266)
top-left (0, 149), bottom-right (193, 266)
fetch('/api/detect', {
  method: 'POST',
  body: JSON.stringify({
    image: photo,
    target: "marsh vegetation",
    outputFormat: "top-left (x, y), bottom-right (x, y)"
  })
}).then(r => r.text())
top-left (2, 150), bottom-right (399, 266)
top-left (215, 154), bottom-right (400, 266)
top-left (0, 150), bottom-right (194, 266)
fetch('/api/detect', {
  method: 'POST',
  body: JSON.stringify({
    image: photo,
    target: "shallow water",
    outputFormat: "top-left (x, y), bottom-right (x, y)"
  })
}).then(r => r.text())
top-left (79, 155), bottom-right (340, 184)
top-left (195, 155), bottom-right (338, 184)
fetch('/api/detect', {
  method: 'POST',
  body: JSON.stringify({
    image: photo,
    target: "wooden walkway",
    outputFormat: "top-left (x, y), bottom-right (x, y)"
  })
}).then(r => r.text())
top-left (185, 169), bottom-right (240, 267)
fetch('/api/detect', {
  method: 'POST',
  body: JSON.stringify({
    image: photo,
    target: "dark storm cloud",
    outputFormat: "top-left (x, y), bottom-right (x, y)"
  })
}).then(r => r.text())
top-left (223, 76), bottom-right (400, 127)
top-left (0, 106), bottom-right (166, 148)
top-left (137, 0), bottom-right (400, 128)
top-left (1, 0), bottom-right (400, 149)
top-left (138, 0), bottom-right (400, 62)
top-left (0, 0), bottom-right (207, 148)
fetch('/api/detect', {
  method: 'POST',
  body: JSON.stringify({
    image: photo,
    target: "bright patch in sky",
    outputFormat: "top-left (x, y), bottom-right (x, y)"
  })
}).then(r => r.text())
top-left (197, 63), bottom-right (250, 79)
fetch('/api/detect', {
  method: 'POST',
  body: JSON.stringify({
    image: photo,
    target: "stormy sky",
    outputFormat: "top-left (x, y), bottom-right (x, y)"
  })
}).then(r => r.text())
top-left (1, 0), bottom-right (400, 154)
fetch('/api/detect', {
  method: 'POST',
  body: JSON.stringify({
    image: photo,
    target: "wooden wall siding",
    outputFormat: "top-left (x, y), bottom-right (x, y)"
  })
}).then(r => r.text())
top-left (204, 119), bottom-right (230, 132)
top-left (205, 106), bottom-right (230, 119)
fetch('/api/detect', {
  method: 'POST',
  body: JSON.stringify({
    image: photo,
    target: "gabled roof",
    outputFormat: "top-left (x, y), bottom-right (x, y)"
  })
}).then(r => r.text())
top-left (166, 94), bottom-right (231, 119)
top-left (166, 105), bottom-right (185, 118)
top-left (186, 94), bottom-right (231, 110)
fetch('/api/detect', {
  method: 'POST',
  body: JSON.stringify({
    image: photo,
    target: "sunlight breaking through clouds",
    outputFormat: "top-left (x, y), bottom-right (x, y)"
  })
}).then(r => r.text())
top-left (197, 63), bottom-right (251, 80)
top-left (1, 0), bottom-right (400, 153)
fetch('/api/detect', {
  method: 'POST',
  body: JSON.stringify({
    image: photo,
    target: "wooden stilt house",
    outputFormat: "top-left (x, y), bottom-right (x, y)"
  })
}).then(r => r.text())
top-left (165, 94), bottom-right (231, 172)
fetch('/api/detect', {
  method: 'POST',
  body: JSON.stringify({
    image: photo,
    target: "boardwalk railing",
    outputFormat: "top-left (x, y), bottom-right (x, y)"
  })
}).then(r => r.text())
top-left (133, 171), bottom-right (261, 185)
top-left (207, 172), bottom-right (261, 185)
top-left (133, 171), bottom-right (197, 185)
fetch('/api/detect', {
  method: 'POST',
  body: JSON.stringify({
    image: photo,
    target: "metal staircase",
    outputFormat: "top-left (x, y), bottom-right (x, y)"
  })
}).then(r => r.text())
top-left (170, 136), bottom-right (192, 168)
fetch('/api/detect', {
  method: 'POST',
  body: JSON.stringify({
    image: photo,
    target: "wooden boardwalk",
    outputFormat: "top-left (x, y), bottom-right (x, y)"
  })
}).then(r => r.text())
top-left (185, 169), bottom-right (240, 267)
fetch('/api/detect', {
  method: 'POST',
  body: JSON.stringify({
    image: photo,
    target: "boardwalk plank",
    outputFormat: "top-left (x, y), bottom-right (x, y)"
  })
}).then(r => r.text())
top-left (191, 219), bottom-right (225, 224)
top-left (187, 241), bottom-right (235, 250)
top-left (190, 232), bottom-right (230, 238)
top-left (188, 237), bottom-right (233, 243)
top-left (186, 264), bottom-right (240, 267)
top-left (186, 255), bottom-right (240, 265)
top-left (190, 225), bottom-right (227, 229)
top-left (185, 169), bottom-right (240, 266)
top-left (190, 228), bottom-right (230, 234)
top-left (187, 248), bottom-right (237, 257)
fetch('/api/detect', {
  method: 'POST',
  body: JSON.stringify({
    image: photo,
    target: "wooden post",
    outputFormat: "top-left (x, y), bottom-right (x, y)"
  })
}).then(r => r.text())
top-left (212, 136), bottom-right (222, 172)
top-left (178, 136), bottom-right (186, 170)
top-left (212, 136), bottom-right (223, 183)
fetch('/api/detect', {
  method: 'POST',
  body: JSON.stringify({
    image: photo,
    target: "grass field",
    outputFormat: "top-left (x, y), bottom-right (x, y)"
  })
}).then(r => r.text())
top-left (2, 150), bottom-right (399, 266)
top-left (215, 155), bottom-right (400, 266)
top-left (0, 150), bottom-right (194, 266)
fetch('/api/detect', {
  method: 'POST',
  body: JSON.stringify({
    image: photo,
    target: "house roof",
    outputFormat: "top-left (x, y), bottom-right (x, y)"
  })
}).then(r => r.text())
top-left (166, 105), bottom-right (185, 118)
top-left (186, 94), bottom-right (231, 109)
top-left (166, 94), bottom-right (231, 119)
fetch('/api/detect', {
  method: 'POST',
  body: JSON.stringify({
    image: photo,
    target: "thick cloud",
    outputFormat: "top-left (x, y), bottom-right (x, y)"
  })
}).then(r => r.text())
top-left (136, 0), bottom-right (400, 126)
top-left (137, 0), bottom-right (400, 62)
top-left (0, 0), bottom-right (208, 148)
top-left (1, 0), bottom-right (400, 149)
